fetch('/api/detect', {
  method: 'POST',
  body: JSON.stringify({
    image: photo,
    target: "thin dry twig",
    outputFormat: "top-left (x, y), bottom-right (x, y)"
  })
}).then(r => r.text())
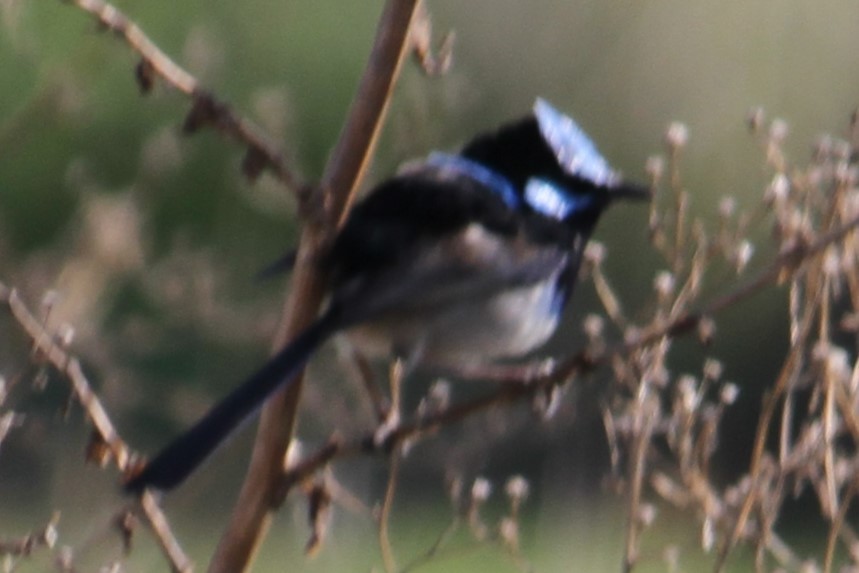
top-left (0, 284), bottom-right (193, 573)
top-left (62, 0), bottom-right (303, 194)
top-left (715, 237), bottom-right (841, 571)
top-left (141, 491), bottom-right (194, 573)
top-left (4, 287), bottom-right (129, 469)
top-left (398, 518), bottom-right (464, 573)
top-left (824, 478), bottom-right (859, 573)
top-left (409, 1), bottom-right (454, 76)
top-left (0, 513), bottom-right (59, 558)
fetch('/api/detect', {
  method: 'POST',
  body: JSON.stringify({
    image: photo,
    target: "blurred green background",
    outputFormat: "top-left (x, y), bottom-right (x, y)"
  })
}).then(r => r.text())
top-left (1, 0), bottom-right (858, 571)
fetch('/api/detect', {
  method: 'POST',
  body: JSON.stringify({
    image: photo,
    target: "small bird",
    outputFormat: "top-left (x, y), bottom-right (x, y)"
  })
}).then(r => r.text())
top-left (125, 99), bottom-right (649, 493)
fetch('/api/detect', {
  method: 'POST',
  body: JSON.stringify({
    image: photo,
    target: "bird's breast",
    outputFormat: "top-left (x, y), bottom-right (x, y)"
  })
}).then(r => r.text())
top-left (346, 274), bottom-right (562, 367)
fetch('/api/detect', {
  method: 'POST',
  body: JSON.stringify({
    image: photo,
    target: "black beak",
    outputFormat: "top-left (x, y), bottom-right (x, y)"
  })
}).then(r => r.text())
top-left (610, 181), bottom-right (652, 202)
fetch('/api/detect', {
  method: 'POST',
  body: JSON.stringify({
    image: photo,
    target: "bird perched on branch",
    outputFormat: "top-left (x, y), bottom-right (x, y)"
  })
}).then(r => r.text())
top-left (125, 98), bottom-right (649, 493)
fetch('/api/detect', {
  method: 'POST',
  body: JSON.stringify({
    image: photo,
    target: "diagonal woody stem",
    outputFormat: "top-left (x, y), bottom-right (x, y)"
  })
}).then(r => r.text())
top-left (63, 0), bottom-right (302, 194)
top-left (207, 2), bottom-right (422, 572)
top-left (0, 285), bottom-right (192, 573)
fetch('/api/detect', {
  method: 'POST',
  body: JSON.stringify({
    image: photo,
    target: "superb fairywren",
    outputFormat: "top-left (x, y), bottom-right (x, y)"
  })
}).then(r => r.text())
top-left (125, 99), bottom-right (649, 493)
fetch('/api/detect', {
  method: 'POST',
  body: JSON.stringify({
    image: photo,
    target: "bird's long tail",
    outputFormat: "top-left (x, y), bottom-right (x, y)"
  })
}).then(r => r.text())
top-left (125, 310), bottom-right (339, 493)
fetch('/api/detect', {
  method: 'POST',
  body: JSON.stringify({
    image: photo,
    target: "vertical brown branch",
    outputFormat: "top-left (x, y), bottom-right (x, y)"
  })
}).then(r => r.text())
top-left (207, 2), bottom-right (421, 572)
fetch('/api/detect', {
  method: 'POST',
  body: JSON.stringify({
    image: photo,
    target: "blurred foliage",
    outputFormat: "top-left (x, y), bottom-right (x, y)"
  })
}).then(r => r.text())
top-left (1, 0), bottom-right (858, 571)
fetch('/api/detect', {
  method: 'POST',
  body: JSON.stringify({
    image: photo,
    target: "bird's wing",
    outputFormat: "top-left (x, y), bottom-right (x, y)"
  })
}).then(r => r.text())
top-left (328, 222), bottom-right (568, 327)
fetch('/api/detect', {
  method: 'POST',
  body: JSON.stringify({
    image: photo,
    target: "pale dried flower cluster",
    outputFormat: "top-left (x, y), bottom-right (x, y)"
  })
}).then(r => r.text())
top-left (593, 109), bottom-right (859, 572)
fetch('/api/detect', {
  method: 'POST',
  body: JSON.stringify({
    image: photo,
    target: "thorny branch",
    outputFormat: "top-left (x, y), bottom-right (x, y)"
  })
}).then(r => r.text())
top-left (0, 284), bottom-right (193, 573)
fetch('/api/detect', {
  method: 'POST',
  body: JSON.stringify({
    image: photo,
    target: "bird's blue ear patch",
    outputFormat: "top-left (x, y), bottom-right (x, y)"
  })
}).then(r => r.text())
top-left (534, 98), bottom-right (620, 188)
top-left (524, 178), bottom-right (592, 219)
top-left (426, 152), bottom-right (521, 208)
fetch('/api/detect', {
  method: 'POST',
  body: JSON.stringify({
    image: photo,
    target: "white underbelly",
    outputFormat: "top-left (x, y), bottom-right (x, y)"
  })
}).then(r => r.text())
top-left (346, 278), bottom-right (561, 367)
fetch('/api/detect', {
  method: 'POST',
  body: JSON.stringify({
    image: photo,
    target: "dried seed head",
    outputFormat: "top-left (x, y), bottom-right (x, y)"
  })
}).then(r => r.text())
top-left (677, 375), bottom-right (698, 412)
top-left (638, 503), bottom-right (658, 527)
top-left (812, 341), bottom-right (830, 363)
top-left (56, 323), bottom-right (76, 348)
top-left (765, 173), bottom-right (790, 204)
top-left (735, 240), bottom-right (754, 273)
top-left (471, 477), bottom-right (492, 503)
top-left (825, 345), bottom-right (850, 385)
top-left (720, 383), bottom-right (740, 405)
top-left (428, 379), bottom-right (451, 411)
top-left (645, 155), bottom-right (665, 182)
top-left (697, 316), bottom-right (717, 344)
top-left (822, 248), bottom-right (840, 278)
top-left (505, 475), bottom-right (530, 505)
top-left (703, 359), bottom-right (723, 381)
top-left (769, 118), bottom-right (789, 143)
top-left (583, 314), bottom-right (605, 340)
top-left (624, 325), bottom-right (642, 346)
top-left (665, 122), bottom-right (689, 150)
top-left (654, 270), bottom-right (676, 299)
top-left (718, 196), bottom-right (736, 218)
top-left (43, 520), bottom-right (58, 548)
top-left (584, 241), bottom-right (607, 265)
